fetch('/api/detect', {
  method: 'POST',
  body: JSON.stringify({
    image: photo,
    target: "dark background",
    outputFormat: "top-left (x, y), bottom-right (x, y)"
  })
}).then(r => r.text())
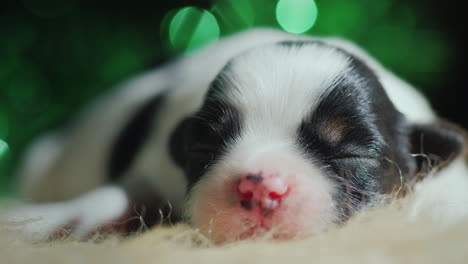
top-left (0, 0), bottom-right (466, 196)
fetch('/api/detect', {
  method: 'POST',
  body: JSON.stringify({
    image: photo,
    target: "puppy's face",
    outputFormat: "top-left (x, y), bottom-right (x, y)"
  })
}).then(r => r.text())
top-left (169, 41), bottom-right (456, 243)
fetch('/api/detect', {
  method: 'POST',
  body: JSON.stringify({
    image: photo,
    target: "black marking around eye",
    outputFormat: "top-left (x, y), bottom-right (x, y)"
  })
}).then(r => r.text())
top-left (293, 47), bottom-right (395, 218)
top-left (297, 81), bottom-right (384, 163)
top-left (290, 40), bottom-right (418, 220)
top-left (169, 96), bottom-right (243, 187)
top-left (108, 93), bottom-right (165, 181)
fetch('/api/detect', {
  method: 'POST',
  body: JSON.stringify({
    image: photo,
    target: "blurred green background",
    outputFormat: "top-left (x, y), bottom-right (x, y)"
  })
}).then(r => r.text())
top-left (0, 0), bottom-right (466, 197)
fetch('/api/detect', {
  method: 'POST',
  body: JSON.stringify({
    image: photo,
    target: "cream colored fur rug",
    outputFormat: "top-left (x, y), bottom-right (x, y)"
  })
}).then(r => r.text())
top-left (1, 202), bottom-right (467, 264)
top-left (2, 158), bottom-right (468, 264)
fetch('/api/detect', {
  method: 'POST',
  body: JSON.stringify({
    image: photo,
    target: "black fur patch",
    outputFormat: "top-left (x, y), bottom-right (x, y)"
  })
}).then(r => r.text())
top-left (108, 94), bottom-right (165, 181)
top-left (169, 97), bottom-right (242, 187)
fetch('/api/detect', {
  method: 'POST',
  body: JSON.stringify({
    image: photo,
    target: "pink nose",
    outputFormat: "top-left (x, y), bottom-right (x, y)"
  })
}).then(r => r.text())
top-left (237, 173), bottom-right (289, 210)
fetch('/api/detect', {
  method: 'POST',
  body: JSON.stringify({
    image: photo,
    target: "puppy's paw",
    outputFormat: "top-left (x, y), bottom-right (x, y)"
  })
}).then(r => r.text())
top-left (1, 186), bottom-right (129, 241)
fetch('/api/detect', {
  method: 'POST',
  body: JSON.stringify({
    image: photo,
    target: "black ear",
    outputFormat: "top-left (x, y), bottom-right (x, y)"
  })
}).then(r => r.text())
top-left (168, 117), bottom-right (193, 168)
top-left (409, 121), bottom-right (466, 172)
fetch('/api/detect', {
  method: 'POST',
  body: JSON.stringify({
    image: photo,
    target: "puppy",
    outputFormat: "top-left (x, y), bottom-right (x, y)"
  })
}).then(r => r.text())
top-left (7, 29), bottom-right (467, 243)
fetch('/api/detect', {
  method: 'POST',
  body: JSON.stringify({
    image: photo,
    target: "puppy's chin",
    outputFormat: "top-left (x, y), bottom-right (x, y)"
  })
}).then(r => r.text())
top-left (183, 154), bottom-right (338, 243)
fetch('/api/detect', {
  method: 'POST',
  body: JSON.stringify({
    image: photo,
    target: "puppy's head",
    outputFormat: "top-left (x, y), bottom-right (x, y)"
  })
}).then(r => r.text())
top-left (170, 41), bottom-right (465, 243)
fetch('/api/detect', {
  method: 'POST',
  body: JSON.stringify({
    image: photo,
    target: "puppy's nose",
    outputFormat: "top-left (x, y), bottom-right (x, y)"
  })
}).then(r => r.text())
top-left (237, 173), bottom-right (289, 210)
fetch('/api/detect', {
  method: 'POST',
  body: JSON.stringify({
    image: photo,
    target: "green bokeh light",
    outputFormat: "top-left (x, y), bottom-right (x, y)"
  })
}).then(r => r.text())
top-left (276, 0), bottom-right (318, 34)
top-left (0, 139), bottom-right (9, 159)
top-left (168, 7), bottom-right (220, 54)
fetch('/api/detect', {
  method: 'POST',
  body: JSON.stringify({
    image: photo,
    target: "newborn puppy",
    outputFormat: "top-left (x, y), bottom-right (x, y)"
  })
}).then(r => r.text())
top-left (10, 29), bottom-right (466, 243)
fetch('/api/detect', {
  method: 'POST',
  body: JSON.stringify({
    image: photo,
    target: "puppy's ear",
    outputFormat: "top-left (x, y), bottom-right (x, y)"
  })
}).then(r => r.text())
top-left (169, 117), bottom-right (193, 168)
top-left (409, 120), bottom-right (466, 172)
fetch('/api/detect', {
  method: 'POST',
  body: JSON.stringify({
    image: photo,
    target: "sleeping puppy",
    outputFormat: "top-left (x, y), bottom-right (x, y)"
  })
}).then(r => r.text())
top-left (6, 28), bottom-right (467, 243)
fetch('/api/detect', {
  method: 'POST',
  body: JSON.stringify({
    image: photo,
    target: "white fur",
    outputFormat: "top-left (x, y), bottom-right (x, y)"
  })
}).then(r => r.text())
top-left (409, 157), bottom-right (468, 226)
top-left (222, 44), bottom-right (351, 134)
top-left (17, 131), bottom-right (64, 200)
top-left (3, 186), bottom-right (128, 240)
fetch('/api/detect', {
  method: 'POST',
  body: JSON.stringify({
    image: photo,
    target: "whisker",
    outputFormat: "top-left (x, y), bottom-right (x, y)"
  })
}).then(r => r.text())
top-left (411, 153), bottom-right (432, 167)
top-left (133, 205), bottom-right (149, 232)
top-left (168, 201), bottom-right (173, 225)
top-left (384, 156), bottom-right (404, 197)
